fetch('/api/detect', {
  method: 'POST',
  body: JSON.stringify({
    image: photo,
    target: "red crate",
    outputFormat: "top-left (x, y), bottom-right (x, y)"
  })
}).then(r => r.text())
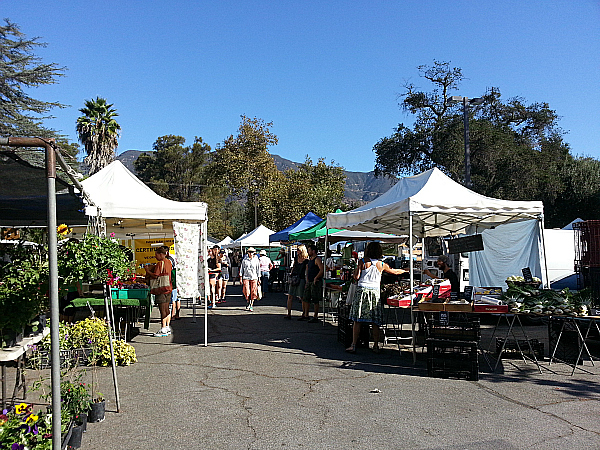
top-left (387, 297), bottom-right (412, 307)
top-left (473, 304), bottom-right (509, 313)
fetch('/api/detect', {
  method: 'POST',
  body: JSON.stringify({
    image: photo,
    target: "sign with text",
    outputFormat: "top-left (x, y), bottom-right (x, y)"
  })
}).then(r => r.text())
top-left (447, 234), bottom-right (484, 254)
top-left (134, 239), bottom-right (174, 275)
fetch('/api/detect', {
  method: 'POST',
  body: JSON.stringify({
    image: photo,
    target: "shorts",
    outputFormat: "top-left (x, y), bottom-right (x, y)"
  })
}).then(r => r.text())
top-left (221, 272), bottom-right (230, 281)
top-left (242, 279), bottom-right (258, 300)
top-left (155, 293), bottom-right (170, 304)
top-left (170, 288), bottom-right (178, 303)
top-left (303, 279), bottom-right (323, 304)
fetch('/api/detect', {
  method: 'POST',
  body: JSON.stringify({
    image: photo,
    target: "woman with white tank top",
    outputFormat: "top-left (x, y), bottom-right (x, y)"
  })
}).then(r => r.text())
top-left (346, 242), bottom-right (406, 354)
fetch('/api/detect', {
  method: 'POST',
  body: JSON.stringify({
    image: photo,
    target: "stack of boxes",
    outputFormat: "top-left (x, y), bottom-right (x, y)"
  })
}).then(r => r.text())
top-left (426, 314), bottom-right (481, 381)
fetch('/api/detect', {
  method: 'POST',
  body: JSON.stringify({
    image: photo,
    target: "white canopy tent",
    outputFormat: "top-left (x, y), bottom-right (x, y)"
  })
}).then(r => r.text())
top-left (79, 161), bottom-right (210, 345)
top-left (327, 168), bottom-right (545, 361)
top-left (223, 224), bottom-right (282, 250)
top-left (217, 236), bottom-right (234, 247)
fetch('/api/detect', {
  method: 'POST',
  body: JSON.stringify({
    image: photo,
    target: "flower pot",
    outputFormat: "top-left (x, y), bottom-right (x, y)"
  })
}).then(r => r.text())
top-left (76, 412), bottom-right (87, 433)
top-left (88, 400), bottom-right (105, 423)
top-left (1, 330), bottom-right (17, 349)
top-left (38, 313), bottom-right (47, 329)
top-left (68, 423), bottom-right (84, 448)
top-left (61, 420), bottom-right (74, 450)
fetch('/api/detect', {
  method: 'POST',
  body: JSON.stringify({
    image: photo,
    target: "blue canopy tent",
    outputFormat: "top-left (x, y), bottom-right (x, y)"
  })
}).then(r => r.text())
top-left (269, 212), bottom-right (323, 242)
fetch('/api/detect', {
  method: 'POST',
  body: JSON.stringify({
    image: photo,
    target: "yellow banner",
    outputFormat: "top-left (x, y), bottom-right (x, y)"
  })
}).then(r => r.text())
top-left (134, 239), bottom-right (174, 275)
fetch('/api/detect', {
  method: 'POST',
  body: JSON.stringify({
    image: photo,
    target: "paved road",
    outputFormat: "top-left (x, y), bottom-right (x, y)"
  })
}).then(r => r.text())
top-left (59, 285), bottom-right (600, 449)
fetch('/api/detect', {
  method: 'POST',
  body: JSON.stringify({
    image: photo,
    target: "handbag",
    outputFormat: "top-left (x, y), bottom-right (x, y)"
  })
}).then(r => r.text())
top-left (290, 274), bottom-right (300, 286)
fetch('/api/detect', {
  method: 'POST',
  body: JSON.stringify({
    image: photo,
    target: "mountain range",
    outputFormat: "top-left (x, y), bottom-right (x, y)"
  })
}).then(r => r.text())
top-left (116, 150), bottom-right (395, 203)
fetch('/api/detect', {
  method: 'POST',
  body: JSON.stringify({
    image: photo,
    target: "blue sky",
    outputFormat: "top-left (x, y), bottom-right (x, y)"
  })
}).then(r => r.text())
top-left (4, 0), bottom-right (599, 173)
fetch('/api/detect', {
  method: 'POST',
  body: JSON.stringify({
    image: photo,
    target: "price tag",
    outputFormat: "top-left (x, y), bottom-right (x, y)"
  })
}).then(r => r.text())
top-left (522, 267), bottom-right (533, 282)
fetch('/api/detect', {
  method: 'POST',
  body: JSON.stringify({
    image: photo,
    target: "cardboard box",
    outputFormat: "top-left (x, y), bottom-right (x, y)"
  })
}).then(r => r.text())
top-left (444, 301), bottom-right (473, 312)
top-left (418, 299), bottom-right (445, 311)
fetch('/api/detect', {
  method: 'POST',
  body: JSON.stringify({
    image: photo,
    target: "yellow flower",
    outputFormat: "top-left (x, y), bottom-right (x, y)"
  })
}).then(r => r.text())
top-left (26, 413), bottom-right (39, 423)
top-left (57, 223), bottom-right (71, 235)
top-left (15, 403), bottom-right (28, 414)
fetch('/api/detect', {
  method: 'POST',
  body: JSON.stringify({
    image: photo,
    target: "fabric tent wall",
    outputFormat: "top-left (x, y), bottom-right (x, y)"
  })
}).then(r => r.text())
top-left (468, 220), bottom-right (543, 288)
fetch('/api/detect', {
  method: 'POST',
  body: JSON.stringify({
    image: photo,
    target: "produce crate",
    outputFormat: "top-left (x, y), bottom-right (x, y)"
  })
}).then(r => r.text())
top-left (427, 317), bottom-right (481, 341)
top-left (417, 299), bottom-right (445, 311)
top-left (111, 288), bottom-right (149, 299)
top-left (444, 301), bottom-right (473, 312)
top-left (473, 304), bottom-right (509, 313)
top-left (426, 338), bottom-right (479, 381)
top-left (387, 297), bottom-right (412, 307)
top-left (495, 338), bottom-right (544, 359)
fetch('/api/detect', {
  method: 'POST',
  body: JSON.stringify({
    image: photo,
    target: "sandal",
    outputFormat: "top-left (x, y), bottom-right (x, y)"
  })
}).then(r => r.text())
top-left (345, 345), bottom-right (356, 354)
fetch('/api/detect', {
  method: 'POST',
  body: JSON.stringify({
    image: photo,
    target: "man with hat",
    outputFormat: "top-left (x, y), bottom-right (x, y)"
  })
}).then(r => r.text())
top-left (423, 254), bottom-right (460, 296)
top-left (258, 249), bottom-right (273, 295)
top-left (239, 247), bottom-right (261, 311)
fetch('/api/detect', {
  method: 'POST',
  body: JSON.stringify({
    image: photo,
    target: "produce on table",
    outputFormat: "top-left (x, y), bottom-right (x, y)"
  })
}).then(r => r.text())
top-left (501, 281), bottom-right (592, 317)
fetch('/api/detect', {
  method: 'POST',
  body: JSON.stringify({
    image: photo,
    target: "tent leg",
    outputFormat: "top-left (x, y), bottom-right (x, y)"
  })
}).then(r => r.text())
top-left (409, 213), bottom-right (416, 365)
top-left (539, 215), bottom-right (550, 289)
top-left (103, 284), bottom-right (121, 413)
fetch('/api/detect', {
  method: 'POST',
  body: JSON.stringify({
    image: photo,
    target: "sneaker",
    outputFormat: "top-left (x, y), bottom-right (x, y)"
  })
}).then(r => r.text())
top-left (284, 315), bottom-right (291, 320)
top-left (297, 316), bottom-right (308, 321)
top-left (154, 328), bottom-right (169, 337)
top-left (249, 306), bottom-right (254, 312)
top-left (308, 317), bottom-right (320, 323)
top-left (245, 304), bottom-right (249, 310)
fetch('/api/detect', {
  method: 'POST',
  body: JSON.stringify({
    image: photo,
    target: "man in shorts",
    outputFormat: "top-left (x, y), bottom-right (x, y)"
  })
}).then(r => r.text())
top-left (303, 244), bottom-right (324, 323)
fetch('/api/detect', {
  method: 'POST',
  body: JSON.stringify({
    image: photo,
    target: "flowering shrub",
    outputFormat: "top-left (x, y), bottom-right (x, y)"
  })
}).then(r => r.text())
top-left (0, 403), bottom-right (52, 450)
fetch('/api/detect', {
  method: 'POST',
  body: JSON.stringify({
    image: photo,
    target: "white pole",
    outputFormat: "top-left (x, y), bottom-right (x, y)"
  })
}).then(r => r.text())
top-left (409, 213), bottom-right (416, 364)
top-left (539, 215), bottom-right (550, 289)
top-left (323, 226), bottom-right (329, 325)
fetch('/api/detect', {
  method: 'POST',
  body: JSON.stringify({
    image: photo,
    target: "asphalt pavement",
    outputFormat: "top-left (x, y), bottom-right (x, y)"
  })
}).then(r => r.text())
top-left (21, 283), bottom-right (600, 449)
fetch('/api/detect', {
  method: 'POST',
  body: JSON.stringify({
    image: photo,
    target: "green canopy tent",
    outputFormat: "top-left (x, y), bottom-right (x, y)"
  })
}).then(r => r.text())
top-left (288, 209), bottom-right (344, 241)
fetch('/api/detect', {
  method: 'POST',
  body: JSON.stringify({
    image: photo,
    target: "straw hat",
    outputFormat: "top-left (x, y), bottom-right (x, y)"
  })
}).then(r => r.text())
top-left (247, 247), bottom-right (256, 253)
top-left (260, 250), bottom-right (267, 256)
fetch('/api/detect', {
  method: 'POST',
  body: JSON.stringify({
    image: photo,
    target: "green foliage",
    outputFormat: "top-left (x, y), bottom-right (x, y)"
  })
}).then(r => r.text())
top-left (57, 234), bottom-right (132, 286)
top-left (135, 135), bottom-right (211, 201)
top-left (60, 374), bottom-right (92, 416)
top-left (0, 402), bottom-right (53, 450)
top-left (373, 61), bottom-right (600, 227)
top-left (76, 97), bottom-right (121, 175)
top-left (0, 19), bottom-right (67, 140)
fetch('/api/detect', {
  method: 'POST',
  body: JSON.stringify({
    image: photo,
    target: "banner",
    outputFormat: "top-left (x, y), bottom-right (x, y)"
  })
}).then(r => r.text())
top-left (172, 222), bottom-right (201, 299)
top-left (134, 238), bottom-right (174, 275)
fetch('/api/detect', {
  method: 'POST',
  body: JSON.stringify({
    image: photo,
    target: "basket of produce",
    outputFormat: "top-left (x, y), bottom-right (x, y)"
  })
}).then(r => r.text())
top-left (505, 275), bottom-right (541, 288)
top-left (501, 284), bottom-right (592, 317)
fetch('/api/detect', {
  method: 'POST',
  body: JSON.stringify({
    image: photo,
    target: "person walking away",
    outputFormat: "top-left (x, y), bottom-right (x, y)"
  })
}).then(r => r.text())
top-left (163, 246), bottom-right (181, 320)
top-left (231, 251), bottom-right (241, 285)
top-left (145, 246), bottom-right (173, 337)
top-left (218, 249), bottom-right (231, 303)
top-left (302, 244), bottom-right (324, 323)
top-left (345, 242), bottom-right (406, 354)
top-left (239, 247), bottom-right (260, 312)
top-left (287, 245), bottom-right (308, 320)
top-left (258, 249), bottom-right (273, 295)
top-left (207, 245), bottom-right (221, 308)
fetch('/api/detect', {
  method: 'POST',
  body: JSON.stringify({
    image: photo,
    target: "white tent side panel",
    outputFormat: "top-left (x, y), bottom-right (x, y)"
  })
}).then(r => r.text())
top-left (542, 229), bottom-right (576, 283)
top-left (468, 220), bottom-right (543, 288)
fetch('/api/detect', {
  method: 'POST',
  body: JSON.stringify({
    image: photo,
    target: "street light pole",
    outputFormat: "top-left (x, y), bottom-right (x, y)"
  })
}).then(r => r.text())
top-left (462, 97), bottom-right (472, 189)
top-left (447, 95), bottom-right (483, 189)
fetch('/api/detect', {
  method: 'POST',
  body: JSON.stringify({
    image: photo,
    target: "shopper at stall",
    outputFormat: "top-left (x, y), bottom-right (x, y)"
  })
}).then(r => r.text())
top-left (239, 247), bottom-right (261, 312)
top-left (302, 244), bottom-right (324, 323)
top-left (231, 250), bottom-right (241, 285)
top-left (423, 254), bottom-right (460, 296)
top-left (346, 242), bottom-right (406, 353)
top-left (163, 246), bottom-right (181, 320)
top-left (207, 245), bottom-right (221, 308)
top-left (287, 245), bottom-right (308, 320)
top-left (258, 249), bottom-right (273, 295)
top-left (218, 249), bottom-right (231, 303)
top-left (145, 246), bottom-right (173, 337)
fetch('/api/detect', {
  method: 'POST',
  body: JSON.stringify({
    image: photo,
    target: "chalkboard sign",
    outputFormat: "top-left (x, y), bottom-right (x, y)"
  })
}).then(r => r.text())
top-left (439, 311), bottom-right (449, 326)
top-left (463, 285), bottom-right (474, 302)
top-left (447, 234), bottom-right (484, 254)
top-left (431, 284), bottom-right (441, 302)
top-left (450, 291), bottom-right (459, 301)
top-left (522, 267), bottom-right (533, 282)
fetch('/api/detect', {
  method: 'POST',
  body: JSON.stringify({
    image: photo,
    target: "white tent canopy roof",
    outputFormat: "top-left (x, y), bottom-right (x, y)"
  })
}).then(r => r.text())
top-left (223, 225), bottom-right (281, 248)
top-left (216, 236), bottom-right (234, 247)
top-left (321, 230), bottom-right (406, 244)
top-left (327, 168), bottom-right (543, 237)
top-left (80, 161), bottom-right (207, 221)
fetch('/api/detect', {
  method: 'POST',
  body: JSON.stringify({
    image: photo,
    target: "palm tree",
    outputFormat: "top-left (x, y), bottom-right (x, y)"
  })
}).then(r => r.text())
top-left (76, 97), bottom-right (121, 175)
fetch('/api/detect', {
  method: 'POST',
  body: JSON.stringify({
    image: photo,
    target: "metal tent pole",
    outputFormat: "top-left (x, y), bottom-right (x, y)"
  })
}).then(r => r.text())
top-left (409, 213), bottom-right (416, 364)
top-left (539, 215), bottom-right (550, 289)
top-left (103, 284), bottom-right (121, 412)
top-left (322, 226), bottom-right (329, 325)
